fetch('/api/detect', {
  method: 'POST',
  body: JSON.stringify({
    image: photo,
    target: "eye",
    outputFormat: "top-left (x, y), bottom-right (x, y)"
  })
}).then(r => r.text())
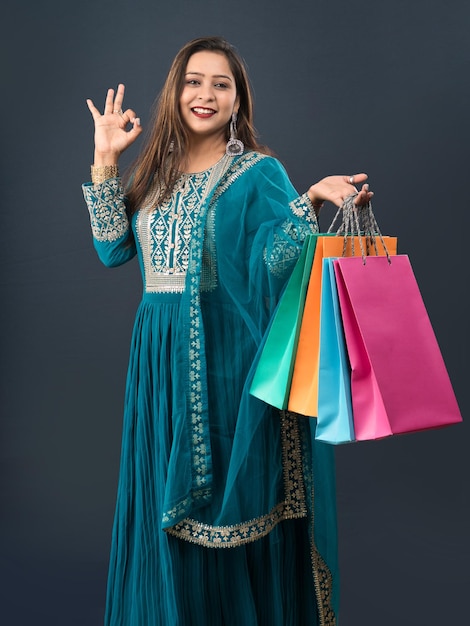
top-left (186, 79), bottom-right (200, 86)
top-left (214, 82), bottom-right (229, 89)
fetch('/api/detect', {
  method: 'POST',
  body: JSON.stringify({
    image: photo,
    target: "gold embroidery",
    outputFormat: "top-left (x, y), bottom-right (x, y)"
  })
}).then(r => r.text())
top-left (162, 496), bottom-right (192, 525)
top-left (261, 192), bottom-right (319, 278)
top-left (137, 173), bottom-right (208, 293)
top-left (136, 157), bottom-right (231, 294)
top-left (165, 410), bottom-right (307, 546)
top-left (186, 269), bottom-right (212, 499)
top-left (202, 203), bottom-right (218, 293)
top-left (289, 192), bottom-right (317, 221)
top-left (165, 501), bottom-right (304, 548)
top-left (263, 219), bottom-right (316, 278)
top-left (280, 409), bottom-right (307, 516)
top-left (297, 416), bottom-right (337, 626)
top-left (311, 542), bottom-right (337, 626)
top-left (83, 178), bottom-right (130, 242)
top-left (210, 152), bottom-right (267, 202)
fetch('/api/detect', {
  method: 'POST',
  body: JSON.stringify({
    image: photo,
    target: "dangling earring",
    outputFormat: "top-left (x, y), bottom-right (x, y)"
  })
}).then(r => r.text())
top-left (225, 112), bottom-right (244, 156)
top-left (169, 140), bottom-right (175, 153)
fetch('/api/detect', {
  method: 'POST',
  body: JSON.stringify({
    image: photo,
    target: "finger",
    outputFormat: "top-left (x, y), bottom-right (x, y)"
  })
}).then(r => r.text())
top-left (113, 83), bottom-right (126, 113)
top-left (121, 108), bottom-right (138, 123)
top-left (130, 117), bottom-right (142, 135)
top-left (104, 88), bottom-right (116, 115)
top-left (354, 195), bottom-right (374, 206)
top-left (355, 184), bottom-right (370, 197)
top-left (345, 173), bottom-right (368, 186)
top-left (354, 185), bottom-right (374, 206)
top-left (86, 98), bottom-right (102, 121)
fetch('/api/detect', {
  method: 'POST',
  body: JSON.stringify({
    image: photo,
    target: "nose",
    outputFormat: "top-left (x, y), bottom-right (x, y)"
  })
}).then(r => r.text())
top-left (197, 83), bottom-right (215, 101)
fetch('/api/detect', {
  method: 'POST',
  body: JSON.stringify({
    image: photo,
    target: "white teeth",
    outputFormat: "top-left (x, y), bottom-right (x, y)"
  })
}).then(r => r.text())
top-left (193, 107), bottom-right (215, 114)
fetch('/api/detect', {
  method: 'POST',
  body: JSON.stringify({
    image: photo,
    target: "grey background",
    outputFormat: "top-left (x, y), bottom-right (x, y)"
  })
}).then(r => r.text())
top-left (1, 0), bottom-right (469, 624)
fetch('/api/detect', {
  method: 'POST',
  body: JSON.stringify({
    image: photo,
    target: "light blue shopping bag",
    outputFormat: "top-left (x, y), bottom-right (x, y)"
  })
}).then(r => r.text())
top-left (316, 257), bottom-right (355, 444)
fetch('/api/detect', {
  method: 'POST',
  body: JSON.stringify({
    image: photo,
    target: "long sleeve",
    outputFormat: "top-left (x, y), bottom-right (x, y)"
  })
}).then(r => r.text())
top-left (82, 178), bottom-right (137, 267)
top-left (256, 189), bottom-right (319, 284)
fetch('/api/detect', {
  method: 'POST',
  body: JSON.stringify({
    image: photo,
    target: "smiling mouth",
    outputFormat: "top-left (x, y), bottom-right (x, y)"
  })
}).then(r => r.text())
top-left (191, 107), bottom-right (216, 116)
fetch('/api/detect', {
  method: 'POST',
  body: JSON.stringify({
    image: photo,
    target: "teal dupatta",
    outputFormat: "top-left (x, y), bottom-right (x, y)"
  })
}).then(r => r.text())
top-left (163, 151), bottom-right (316, 527)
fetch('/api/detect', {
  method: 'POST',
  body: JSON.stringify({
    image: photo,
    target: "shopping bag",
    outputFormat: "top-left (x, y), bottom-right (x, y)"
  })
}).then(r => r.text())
top-left (333, 255), bottom-right (463, 440)
top-left (287, 235), bottom-right (397, 417)
top-left (250, 234), bottom-right (318, 408)
top-left (316, 257), bottom-right (355, 444)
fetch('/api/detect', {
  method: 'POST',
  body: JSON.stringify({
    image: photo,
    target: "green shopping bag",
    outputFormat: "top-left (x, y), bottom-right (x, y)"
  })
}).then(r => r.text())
top-left (250, 234), bottom-right (318, 409)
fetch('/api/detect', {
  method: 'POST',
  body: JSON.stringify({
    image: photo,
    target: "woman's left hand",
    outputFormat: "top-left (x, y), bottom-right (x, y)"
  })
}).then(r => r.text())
top-left (307, 173), bottom-right (374, 208)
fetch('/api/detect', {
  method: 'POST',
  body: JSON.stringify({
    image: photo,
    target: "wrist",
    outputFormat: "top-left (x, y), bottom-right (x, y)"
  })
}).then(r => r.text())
top-left (307, 186), bottom-right (324, 212)
top-left (93, 150), bottom-right (120, 167)
top-left (91, 164), bottom-right (120, 184)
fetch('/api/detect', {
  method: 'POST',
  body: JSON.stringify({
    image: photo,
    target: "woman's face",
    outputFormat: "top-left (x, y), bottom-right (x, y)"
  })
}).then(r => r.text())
top-left (179, 51), bottom-right (239, 144)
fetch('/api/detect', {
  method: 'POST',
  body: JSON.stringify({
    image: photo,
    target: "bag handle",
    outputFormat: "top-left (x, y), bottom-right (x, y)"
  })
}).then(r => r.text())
top-left (327, 194), bottom-right (391, 264)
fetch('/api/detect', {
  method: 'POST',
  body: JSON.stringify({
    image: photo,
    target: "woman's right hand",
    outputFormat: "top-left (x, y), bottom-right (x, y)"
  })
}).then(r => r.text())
top-left (86, 84), bottom-right (143, 165)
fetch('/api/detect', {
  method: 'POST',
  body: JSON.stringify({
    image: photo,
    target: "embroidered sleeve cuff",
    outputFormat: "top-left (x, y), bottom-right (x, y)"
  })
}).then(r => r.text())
top-left (82, 178), bottom-right (130, 242)
top-left (264, 219), bottom-right (316, 278)
top-left (289, 193), bottom-right (320, 227)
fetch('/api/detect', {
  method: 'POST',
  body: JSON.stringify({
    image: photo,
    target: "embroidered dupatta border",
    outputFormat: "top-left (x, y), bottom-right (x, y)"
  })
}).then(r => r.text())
top-left (177, 152), bottom-right (268, 509)
top-left (165, 409), bottom-right (307, 546)
top-left (299, 414), bottom-right (337, 626)
top-left (311, 542), bottom-right (336, 626)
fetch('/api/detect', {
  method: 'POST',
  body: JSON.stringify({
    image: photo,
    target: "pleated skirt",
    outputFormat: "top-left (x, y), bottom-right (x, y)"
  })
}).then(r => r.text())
top-left (104, 293), bottom-right (319, 626)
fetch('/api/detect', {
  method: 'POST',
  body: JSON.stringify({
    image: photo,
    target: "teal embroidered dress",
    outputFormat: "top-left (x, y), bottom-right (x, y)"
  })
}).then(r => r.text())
top-left (83, 152), bottom-right (339, 626)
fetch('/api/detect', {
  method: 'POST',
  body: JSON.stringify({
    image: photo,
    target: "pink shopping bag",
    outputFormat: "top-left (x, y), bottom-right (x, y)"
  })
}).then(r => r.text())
top-left (333, 255), bottom-right (462, 440)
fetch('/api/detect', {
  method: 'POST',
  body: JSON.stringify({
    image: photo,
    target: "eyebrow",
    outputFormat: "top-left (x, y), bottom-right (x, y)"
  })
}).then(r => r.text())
top-left (185, 72), bottom-right (233, 82)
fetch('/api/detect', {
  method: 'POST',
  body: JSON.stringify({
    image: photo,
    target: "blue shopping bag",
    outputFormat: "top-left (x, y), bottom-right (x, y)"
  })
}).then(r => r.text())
top-left (316, 257), bottom-right (355, 444)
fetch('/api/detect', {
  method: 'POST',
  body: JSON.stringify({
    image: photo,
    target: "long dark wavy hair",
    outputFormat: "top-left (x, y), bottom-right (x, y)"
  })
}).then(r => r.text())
top-left (124, 36), bottom-right (271, 214)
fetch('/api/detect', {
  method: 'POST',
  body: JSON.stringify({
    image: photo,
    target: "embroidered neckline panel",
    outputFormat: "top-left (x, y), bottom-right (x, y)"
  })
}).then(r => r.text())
top-left (136, 157), bottom-right (230, 293)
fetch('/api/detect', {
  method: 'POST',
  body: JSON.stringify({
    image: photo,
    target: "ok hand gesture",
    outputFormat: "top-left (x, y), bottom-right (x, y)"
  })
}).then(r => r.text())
top-left (87, 84), bottom-right (143, 165)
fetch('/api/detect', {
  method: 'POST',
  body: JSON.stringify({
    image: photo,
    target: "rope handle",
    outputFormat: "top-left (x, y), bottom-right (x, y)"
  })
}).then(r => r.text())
top-left (327, 194), bottom-right (391, 264)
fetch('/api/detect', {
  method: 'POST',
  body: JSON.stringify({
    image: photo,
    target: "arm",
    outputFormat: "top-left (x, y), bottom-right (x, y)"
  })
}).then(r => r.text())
top-left (82, 84), bottom-right (144, 267)
top-left (82, 177), bottom-right (137, 267)
top-left (255, 163), bottom-right (374, 283)
top-left (243, 158), bottom-right (319, 286)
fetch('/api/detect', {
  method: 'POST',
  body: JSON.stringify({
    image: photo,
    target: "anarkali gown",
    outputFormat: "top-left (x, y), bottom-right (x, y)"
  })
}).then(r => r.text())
top-left (83, 151), bottom-right (339, 626)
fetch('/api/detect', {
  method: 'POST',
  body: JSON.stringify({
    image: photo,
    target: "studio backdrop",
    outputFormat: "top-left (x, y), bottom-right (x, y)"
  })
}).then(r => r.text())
top-left (1, 1), bottom-right (469, 624)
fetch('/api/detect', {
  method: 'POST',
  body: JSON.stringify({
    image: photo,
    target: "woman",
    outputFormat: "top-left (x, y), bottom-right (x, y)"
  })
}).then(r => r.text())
top-left (83, 36), bottom-right (372, 626)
